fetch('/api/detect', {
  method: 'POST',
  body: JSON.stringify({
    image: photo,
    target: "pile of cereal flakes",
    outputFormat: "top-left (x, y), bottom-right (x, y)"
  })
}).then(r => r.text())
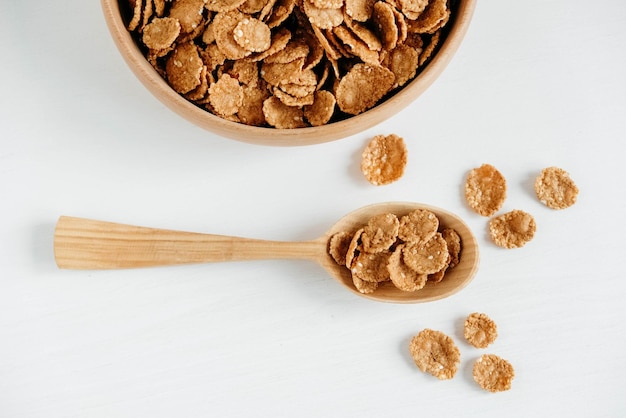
top-left (122, 0), bottom-right (455, 127)
top-left (328, 208), bottom-right (461, 294)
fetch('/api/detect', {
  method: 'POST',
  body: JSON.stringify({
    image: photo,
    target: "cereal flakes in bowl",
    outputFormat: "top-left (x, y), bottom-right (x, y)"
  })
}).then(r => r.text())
top-left (102, 0), bottom-right (476, 145)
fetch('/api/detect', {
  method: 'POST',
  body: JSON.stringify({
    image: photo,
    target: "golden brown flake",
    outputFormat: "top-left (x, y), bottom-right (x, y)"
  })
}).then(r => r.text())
top-left (328, 231), bottom-right (353, 265)
top-left (441, 228), bottom-right (461, 269)
top-left (403, 233), bottom-right (449, 275)
top-left (397, 209), bottom-right (439, 243)
top-left (398, 0), bottom-right (428, 20)
top-left (303, 0), bottom-right (344, 29)
top-left (345, 228), bottom-right (364, 268)
top-left (262, 96), bottom-right (307, 128)
top-left (384, 44), bottom-right (419, 88)
top-left (205, 0), bottom-right (247, 12)
top-left (465, 164), bottom-right (507, 217)
top-left (336, 64), bottom-right (395, 115)
top-left (388, 245), bottom-right (428, 291)
top-left (208, 74), bottom-right (244, 116)
top-left (213, 10), bottom-right (254, 60)
top-left (361, 213), bottom-right (400, 253)
top-left (408, 0), bottom-right (449, 34)
top-left (352, 274), bottom-right (379, 293)
top-left (233, 17), bottom-right (272, 52)
top-left (165, 42), bottom-right (204, 94)
top-left (351, 251), bottom-right (392, 283)
top-left (372, 1), bottom-right (398, 51)
top-left (360, 133), bottom-right (408, 186)
top-left (238, 84), bottom-right (270, 126)
top-left (464, 312), bottom-right (498, 349)
top-left (409, 329), bottom-right (461, 380)
top-left (126, 0), bottom-right (144, 31)
top-left (534, 167), bottom-right (579, 210)
top-left (169, 0), bottom-right (207, 33)
top-left (345, 0), bottom-right (375, 22)
top-left (142, 17), bottom-right (181, 51)
top-left (473, 354), bottom-right (515, 392)
top-left (265, 0), bottom-right (298, 28)
top-left (303, 90), bottom-right (336, 126)
top-left (239, 0), bottom-right (270, 14)
top-left (489, 210), bottom-right (536, 249)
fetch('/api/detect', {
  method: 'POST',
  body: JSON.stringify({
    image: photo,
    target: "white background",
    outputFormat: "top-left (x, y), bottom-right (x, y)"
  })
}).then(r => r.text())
top-left (1, 1), bottom-right (625, 417)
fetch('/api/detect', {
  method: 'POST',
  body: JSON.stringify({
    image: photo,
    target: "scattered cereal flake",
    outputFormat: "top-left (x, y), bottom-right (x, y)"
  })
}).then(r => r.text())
top-left (169, 0), bottom-right (207, 33)
top-left (397, 209), bottom-right (439, 243)
top-left (208, 74), bottom-right (244, 116)
top-left (409, 329), bottom-right (461, 380)
top-left (362, 213), bottom-right (400, 253)
top-left (233, 17), bottom-right (272, 52)
top-left (465, 164), bottom-right (507, 217)
top-left (351, 251), bottom-right (392, 283)
top-left (345, 0), bottom-right (375, 22)
top-left (403, 233), bottom-right (449, 275)
top-left (360, 133), bottom-right (407, 185)
top-left (142, 17), bottom-right (181, 51)
top-left (489, 210), bottom-right (536, 249)
top-left (304, 90), bottom-right (336, 126)
top-left (534, 167), bottom-right (579, 210)
top-left (336, 63), bottom-right (395, 115)
top-left (329, 231), bottom-right (353, 265)
top-left (166, 42), bottom-right (204, 94)
top-left (262, 96), bottom-right (307, 128)
top-left (388, 245), bottom-right (428, 291)
top-left (464, 312), bottom-right (498, 349)
top-left (473, 354), bottom-right (515, 392)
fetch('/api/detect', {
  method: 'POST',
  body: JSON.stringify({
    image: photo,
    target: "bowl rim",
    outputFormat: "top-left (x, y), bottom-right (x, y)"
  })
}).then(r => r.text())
top-left (101, 0), bottom-right (477, 146)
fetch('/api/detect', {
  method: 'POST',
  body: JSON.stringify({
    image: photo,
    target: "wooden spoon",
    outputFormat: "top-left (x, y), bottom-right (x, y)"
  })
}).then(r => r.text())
top-left (54, 202), bottom-right (479, 303)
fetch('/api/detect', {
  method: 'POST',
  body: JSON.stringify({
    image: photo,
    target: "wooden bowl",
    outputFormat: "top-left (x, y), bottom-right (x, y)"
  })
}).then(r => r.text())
top-left (101, 0), bottom-right (476, 146)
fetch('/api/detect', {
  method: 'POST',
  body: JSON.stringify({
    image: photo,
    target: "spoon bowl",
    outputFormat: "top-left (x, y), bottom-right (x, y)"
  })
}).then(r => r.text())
top-left (54, 202), bottom-right (479, 303)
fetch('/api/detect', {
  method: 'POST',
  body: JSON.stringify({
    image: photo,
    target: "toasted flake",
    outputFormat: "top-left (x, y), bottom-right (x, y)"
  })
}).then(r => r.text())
top-left (232, 17), bottom-right (272, 52)
top-left (227, 59), bottom-right (260, 86)
top-left (360, 133), bottom-right (407, 186)
top-left (205, 0), bottom-right (247, 12)
top-left (333, 25), bottom-right (379, 65)
top-left (337, 64), bottom-right (395, 115)
top-left (238, 84), bottom-right (270, 125)
top-left (273, 88), bottom-right (315, 106)
top-left (489, 210), bottom-right (536, 249)
top-left (362, 213), bottom-right (400, 253)
top-left (398, 209), bottom-right (439, 243)
top-left (409, 329), bottom-right (461, 380)
top-left (303, 0), bottom-right (344, 29)
top-left (465, 164), bottom-right (507, 217)
top-left (239, 0), bottom-right (270, 13)
top-left (262, 96), bottom-right (306, 128)
top-left (166, 42), bottom-right (204, 94)
top-left (408, 0), bottom-right (449, 34)
top-left (441, 228), bottom-right (461, 269)
top-left (473, 354), bottom-right (515, 392)
top-left (418, 30), bottom-right (440, 66)
top-left (534, 167), bottom-right (579, 210)
top-left (345, 228), bottom-right (364, 268)
top-left (213, 10), bottom-right (253, 60)
top-left (398, 0), bottom-right (428, 19)
top-left (372, 1), bottom-right (398, 51)
top-left (154, 0), bottom-right (166, 16)
top-left (343, 16), bottom-right (383, 51)
top-left (127, 0), bottom-right (144, 31)
top-left (329, 231), bottom-right (353, 265)
top-left (384, 44), bottom-right (419, 88)
top-left (265, 0), bottom-right (297, 28)
top-left (345, 0), bottom-right (375, 21)
top-left (250, 27), bottom-right (292, 62)
top-left (403, 233), bottom-right (449, 275)
top-left (185, 65), bottom-right (210, 100)
top-left (142, 17), bottom-right (181, 51)
top-left (169, 0), bottom-right (207, 33)
top-left (265, 40), bottom-right (310, 64)
top-left (208, 74), bottom-right (244, 116)
top-left (304, 90), bottom-right (336, 126)
top-left (351, 251), bottom-right (392, 283)
top-left (464, 312), bottom-right (498, 349)
top-left (261, 57), bottom-right (306, 85)
top-left (388, 245), bottom-right (428, 291)
top-left (353, 274), bottom-right (379, 293)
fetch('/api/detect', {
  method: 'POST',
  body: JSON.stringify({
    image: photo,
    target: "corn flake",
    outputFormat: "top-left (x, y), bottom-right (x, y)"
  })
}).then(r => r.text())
top-left (360, 133), bottom-right (407, 186)
top-left (534, 167), bottom-right (579, 210)
top-left (409, 329), bottom-right (461, 380)
top-left (465, 164), bottom-right (507, 217)
top-left (489, 209), bottom-right (536, 249)
top-left (473, 354), bottom-right (515, 392)
top-left (464, 312), bottom-right (498, 349)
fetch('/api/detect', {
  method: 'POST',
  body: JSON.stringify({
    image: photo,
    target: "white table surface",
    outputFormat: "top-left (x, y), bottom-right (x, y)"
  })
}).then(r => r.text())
top-left (2, 1), bottom-right (625, 417)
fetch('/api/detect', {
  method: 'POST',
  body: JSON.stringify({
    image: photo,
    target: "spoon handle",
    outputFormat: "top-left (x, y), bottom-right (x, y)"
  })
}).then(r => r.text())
top-left (54, 216), bottom-right (325, 270)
